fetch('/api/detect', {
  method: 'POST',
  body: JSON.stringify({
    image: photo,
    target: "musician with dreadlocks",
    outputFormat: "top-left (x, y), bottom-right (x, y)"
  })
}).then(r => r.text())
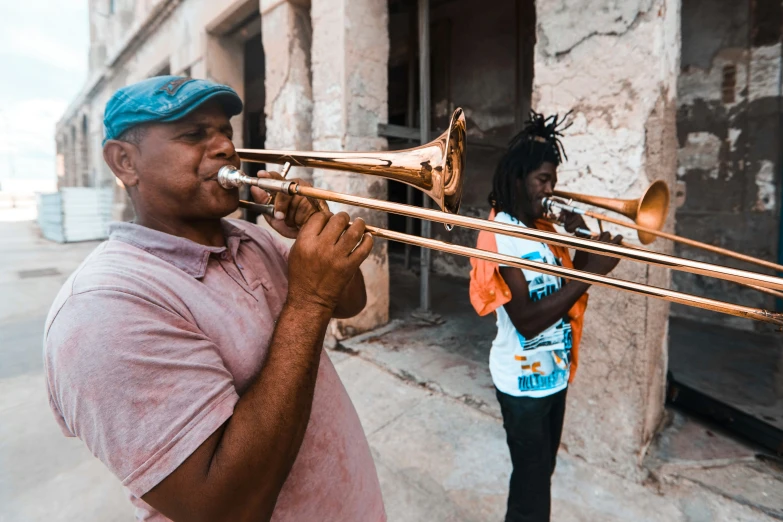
top-left (469, 111), bottom-right (622, 522)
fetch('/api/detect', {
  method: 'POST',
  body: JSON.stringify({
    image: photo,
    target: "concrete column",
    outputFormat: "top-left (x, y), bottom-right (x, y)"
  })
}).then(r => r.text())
top-left (311, 0), bottom-right (389, 336)
top-left (205, 34), bottom-right (244, 148)
top-left (261, 0), bottom-right (314, 181)
top-left (533, 0), bottom-right (681, 480)
top-left (78, 115), bottom-right (91, 187)
top-left (55, 137), bottom-right (66, 190)
top-left (66, 127), bottom-right (78, 188)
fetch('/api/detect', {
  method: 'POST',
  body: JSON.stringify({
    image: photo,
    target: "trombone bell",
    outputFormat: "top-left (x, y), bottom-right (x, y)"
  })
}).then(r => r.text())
top-left (235, 108), bottom-right (467, 215)
top-left (634, 181), bottom-right (670, 244)
top-left (554, 180), bottom-right (670, 244)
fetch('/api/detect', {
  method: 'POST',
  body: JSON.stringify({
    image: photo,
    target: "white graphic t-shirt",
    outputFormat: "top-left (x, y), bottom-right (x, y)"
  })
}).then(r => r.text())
top-left (489, 212), bottom-right (572, 398)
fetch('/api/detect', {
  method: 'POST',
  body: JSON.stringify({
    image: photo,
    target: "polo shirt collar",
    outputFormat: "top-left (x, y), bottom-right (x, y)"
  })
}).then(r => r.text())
top-left (108, 219), bottom-right (250, 278)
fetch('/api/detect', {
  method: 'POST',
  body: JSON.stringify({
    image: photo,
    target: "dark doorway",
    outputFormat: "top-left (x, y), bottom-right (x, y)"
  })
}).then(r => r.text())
top-left (386, 0), bottom-right (423, 260)
top-left (385, 0), bottom-right (535, 274)
top-left (241, 24), bottom-right (266, 224)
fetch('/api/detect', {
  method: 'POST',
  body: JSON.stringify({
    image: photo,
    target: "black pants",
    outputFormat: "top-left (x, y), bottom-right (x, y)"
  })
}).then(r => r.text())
top-left (495, 387), bottom-right (567, 522)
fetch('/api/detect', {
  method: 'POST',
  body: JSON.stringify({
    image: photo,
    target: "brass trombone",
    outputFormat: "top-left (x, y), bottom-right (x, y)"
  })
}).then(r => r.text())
top-left (545, 183), bottom-right (783, 273)
top-left (223, 109), bottom-right (783, 327)
top-left (236, 109), bottom-right (465, 215)
top-left (542, 183), bottom-right (783, 299)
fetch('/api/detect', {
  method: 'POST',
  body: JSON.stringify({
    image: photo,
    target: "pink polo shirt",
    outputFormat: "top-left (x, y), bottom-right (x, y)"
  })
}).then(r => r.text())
top-left (43, 219), bottom-right (385, 521)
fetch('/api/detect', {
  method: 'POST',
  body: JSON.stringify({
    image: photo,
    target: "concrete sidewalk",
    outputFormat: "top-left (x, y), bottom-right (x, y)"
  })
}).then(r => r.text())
top-left (335, 349), bottom-right (777, 522)
top-left (339, 325), bottom-right (782, 522)
top-left (0, 220), bottom-right (779, 521)
top-left (0, 220), bottom-right (130, 522)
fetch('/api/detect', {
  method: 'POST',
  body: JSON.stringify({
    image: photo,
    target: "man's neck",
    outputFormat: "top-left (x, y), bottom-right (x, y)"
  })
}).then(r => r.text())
top-left (135, 213), bottom-right (226, 248)
top-left (515, 209), bottom-right (535, 228)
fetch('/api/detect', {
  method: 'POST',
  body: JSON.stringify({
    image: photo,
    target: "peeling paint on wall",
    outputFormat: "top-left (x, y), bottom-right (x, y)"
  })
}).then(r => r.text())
top-left (754, 160), bottom-right (777, 211)
top-left (728, 127), bottom-right (742, 151)
top-left (675, 0), bottom-right (781, 333)
top-left (749, 43), bottom-right (782, 102)
top-left (677, 131), bottom-right (721, 178)
top-left (678, 51), bottom-right (749, 108)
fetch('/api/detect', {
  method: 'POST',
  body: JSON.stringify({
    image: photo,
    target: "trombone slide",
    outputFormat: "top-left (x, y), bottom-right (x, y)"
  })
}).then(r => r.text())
top-left (222, 169), bottom-right (783, 293)
top-left (235, 199), bottom-right (783, 327)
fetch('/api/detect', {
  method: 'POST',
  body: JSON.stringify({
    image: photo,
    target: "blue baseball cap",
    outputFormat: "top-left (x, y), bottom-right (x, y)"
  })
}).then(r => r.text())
top-left (102, 76), bottom-right (243, 145)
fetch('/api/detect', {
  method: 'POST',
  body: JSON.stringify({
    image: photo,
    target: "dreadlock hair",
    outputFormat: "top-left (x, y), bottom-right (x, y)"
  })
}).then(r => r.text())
top-left (489, 110), bottom-right (572, 221)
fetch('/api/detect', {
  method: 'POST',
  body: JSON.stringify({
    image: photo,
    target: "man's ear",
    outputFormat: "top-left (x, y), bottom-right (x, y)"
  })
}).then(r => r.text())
top-left (103, 140), bottom-right (139, 188)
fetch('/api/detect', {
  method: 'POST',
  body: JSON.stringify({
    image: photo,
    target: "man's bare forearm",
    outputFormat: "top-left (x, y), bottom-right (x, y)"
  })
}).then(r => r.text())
top-left (201, 298), bottom-right (333, 521)
top-left (511, 281), bottom-right (589, 338)
top-left (500, 266), bottom-right (589, 340)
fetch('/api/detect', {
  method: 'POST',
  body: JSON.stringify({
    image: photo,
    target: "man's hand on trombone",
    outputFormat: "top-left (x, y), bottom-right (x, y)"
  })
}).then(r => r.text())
top-left (559, 208), bottom-right (589, 235)
top-left (557, 209), bottom-right (622, 275)
top-left (249, 170), bottom-right (319, 239)
top-left (248, 168), bottom-right (370, 319)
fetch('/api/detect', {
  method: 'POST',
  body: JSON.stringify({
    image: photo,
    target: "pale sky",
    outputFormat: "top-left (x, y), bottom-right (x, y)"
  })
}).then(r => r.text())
top-left (0, 0), bottom-right (89, 188)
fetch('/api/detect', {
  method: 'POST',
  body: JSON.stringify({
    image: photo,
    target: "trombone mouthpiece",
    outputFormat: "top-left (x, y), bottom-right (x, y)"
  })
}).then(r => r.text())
top-left (217, 165), bottom-right (245, 189)
top-left (541, 197), bottom-right (555, 213)
top-left (216, 165), bottom-right (296, 195)
top-left (543, 197), bottom-right (584, 216)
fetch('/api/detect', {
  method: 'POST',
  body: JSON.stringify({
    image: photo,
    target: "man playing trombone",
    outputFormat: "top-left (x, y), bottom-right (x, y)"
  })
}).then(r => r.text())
top-left (471, 111), bottom-right (622, 522)
top-left (43, 76), bottom-right (385, 521)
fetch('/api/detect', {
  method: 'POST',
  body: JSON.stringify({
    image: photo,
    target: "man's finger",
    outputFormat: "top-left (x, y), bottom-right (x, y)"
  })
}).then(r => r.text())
top-left (563, 215), bottom-right (580, 233)
top-left (348, 233), bottom-right (374, 263)
top-left (321, 212), bottom-right (351, 244)
top-left (337, 218), bottom-right (366, 253)
top-left (250, 186), bottom-right (271, 204)
top-left (298, 211), bottom-right (330, 238)
top-left (261, 209), bottom-right (289, 234)
top-left (276, 177), bottom-right (310, 224)
top-left (256, 169), bottom-right (283, 180)
top-left (285, 196), bottom-right (305, 228)
top-left (294, 196), bottom-right (317, 226)
top-left (253, 170), bottom-right (290, 220)
top-left (273, 190), bottom-right (294, 221)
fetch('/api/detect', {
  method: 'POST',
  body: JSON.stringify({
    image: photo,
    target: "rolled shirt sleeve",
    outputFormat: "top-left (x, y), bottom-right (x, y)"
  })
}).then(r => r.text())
top-left (44, 289), bottom-right (239, 498)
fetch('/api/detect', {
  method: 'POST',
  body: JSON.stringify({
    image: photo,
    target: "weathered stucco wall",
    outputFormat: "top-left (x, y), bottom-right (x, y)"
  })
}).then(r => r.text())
top-left (675, 0), bottom-right (782, 332)
top-left (262, 0), bottom-right (314, 181)
top-left (533, 0), bottom-right (680, 480)
top-left (311, 0), bottom-right (390, 336)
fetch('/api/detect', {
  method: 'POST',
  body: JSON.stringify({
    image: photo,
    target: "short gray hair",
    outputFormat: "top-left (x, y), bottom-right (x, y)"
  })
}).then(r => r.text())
top-left (116, 125), bottom-right (147, 146)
